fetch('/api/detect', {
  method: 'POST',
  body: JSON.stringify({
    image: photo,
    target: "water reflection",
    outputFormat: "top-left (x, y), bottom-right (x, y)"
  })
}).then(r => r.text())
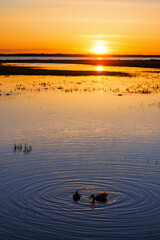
top-left (0, 68), bottom-right (160, 240)
top-left (97, 66), bottom-right (103, 71)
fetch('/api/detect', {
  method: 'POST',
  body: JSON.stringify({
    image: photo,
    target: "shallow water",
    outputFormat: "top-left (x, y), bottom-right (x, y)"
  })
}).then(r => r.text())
top-left (1, 56), bottom-right (160, 61)
top-left (5, 62), bottom-right (160, 73)
top-left (0, 69), bottom-right (160, 239)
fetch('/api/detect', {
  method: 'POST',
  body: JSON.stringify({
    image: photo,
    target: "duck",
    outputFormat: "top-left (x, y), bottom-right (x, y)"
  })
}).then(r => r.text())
top-left (89, 192), bottom-right (107, 204)
top-left (73, 191), bottom-right (81, 202)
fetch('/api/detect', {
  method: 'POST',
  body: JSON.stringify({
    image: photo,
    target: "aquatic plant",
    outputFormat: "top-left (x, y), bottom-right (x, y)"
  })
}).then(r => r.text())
top-left (14, 144), bottom-right (32, 154)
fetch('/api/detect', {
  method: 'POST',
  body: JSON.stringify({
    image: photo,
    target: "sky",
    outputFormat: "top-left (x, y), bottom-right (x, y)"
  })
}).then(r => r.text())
top-left (0, 0), bottom-right (160, 54)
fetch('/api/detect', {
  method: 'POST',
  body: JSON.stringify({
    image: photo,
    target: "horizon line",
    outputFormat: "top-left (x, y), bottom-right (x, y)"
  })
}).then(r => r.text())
top-left (0, 53), bottom-right (160, 57)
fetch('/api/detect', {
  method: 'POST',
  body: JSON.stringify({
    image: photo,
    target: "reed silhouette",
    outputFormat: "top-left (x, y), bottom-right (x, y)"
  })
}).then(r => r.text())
top-left (14, 144), bottom-right (32, 154)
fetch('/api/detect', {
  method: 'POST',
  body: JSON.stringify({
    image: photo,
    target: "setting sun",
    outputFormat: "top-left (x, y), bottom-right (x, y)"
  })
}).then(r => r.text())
top-left (92, 42), bottom-right (108, 55)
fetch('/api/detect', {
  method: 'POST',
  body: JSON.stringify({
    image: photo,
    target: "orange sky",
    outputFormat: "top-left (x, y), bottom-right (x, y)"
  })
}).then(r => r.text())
top-left (0, 0), bottom-right (160, 54)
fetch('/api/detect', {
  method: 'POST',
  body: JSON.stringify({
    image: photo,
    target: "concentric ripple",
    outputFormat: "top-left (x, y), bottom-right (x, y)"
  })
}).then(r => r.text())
top-left (0, 164), bottom-right (160, 240)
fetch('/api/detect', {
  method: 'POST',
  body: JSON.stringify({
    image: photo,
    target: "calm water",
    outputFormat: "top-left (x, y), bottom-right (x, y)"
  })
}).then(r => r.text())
top-left (1, 56), bottom-right (160, 61)
top-left (0, 65), bottom-right (160, 240)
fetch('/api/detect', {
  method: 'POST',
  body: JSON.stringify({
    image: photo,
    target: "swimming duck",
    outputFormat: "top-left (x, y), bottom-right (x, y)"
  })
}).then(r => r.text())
top-left (73, 191), bottom-right (81, 202)
top-left (89, 192), bottom-right (107, 204)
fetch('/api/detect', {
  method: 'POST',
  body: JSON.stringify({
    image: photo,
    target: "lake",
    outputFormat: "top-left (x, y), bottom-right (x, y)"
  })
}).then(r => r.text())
top-left (0, 63), bottom-right (160, 239)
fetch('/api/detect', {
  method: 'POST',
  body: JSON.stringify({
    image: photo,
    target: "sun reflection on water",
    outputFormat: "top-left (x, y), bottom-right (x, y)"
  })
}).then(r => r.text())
top-left (97, 66), bottom-right (103, 71)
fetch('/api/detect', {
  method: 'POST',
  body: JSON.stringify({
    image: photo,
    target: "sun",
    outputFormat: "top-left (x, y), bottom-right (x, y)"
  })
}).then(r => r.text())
top-left (92, 42), bottom-right (108, 54)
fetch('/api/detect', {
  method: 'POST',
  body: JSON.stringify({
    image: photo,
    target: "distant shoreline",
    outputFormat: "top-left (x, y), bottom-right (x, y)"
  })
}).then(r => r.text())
top-left (0, 58), bottom-right (160, 76)
top-left (0, 64), bottom-right (131, 77)
top-left (0, 53), bottom-right (160, 58)
top-left (0, 59), bottom-right (160, 69)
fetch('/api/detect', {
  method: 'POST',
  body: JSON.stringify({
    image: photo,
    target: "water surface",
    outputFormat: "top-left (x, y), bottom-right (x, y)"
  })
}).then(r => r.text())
top-left (1, 56), bottom-right (160, 61)
top-left (0, 67), bottom-right (160, 240)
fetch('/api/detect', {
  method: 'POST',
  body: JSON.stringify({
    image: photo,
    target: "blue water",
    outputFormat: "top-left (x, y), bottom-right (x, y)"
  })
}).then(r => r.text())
top-left (0, 56), bottom-right (160, 61)
top-left (0, 72), bottom-right (160, 239)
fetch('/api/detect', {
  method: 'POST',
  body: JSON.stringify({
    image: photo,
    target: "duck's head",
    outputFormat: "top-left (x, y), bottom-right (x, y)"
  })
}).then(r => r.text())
top-left (89, 194), bottom-right (95, 203)
top-left (89, 194), bottom-right (94, 199)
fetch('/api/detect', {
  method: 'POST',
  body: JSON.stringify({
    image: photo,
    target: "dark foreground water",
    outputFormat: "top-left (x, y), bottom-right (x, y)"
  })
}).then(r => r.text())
top-left (0, 69), bottom-right (160, 239)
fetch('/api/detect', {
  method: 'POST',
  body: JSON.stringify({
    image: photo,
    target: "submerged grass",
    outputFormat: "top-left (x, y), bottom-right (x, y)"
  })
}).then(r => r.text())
top-left (0, 66), bottom-right (160, 96)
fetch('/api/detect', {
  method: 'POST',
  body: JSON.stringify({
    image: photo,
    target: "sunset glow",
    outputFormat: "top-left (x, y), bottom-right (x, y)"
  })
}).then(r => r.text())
top-left (0, 0), bottom-right (160, 54)
top-left (93, 42), bottom-right (108, 55)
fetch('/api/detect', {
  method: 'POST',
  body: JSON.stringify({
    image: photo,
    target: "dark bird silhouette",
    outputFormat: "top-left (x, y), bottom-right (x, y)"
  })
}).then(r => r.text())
top-left (73, 191), bottom-right (81, 202)
top-left (89, 192), bottom-right (107, 204)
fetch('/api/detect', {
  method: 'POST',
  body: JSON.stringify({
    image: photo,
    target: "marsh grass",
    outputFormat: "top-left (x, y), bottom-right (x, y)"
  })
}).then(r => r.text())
top-left (14, 144), bottom-right (32, 155)
top-left (0, 68), bottom-right (160, 96)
